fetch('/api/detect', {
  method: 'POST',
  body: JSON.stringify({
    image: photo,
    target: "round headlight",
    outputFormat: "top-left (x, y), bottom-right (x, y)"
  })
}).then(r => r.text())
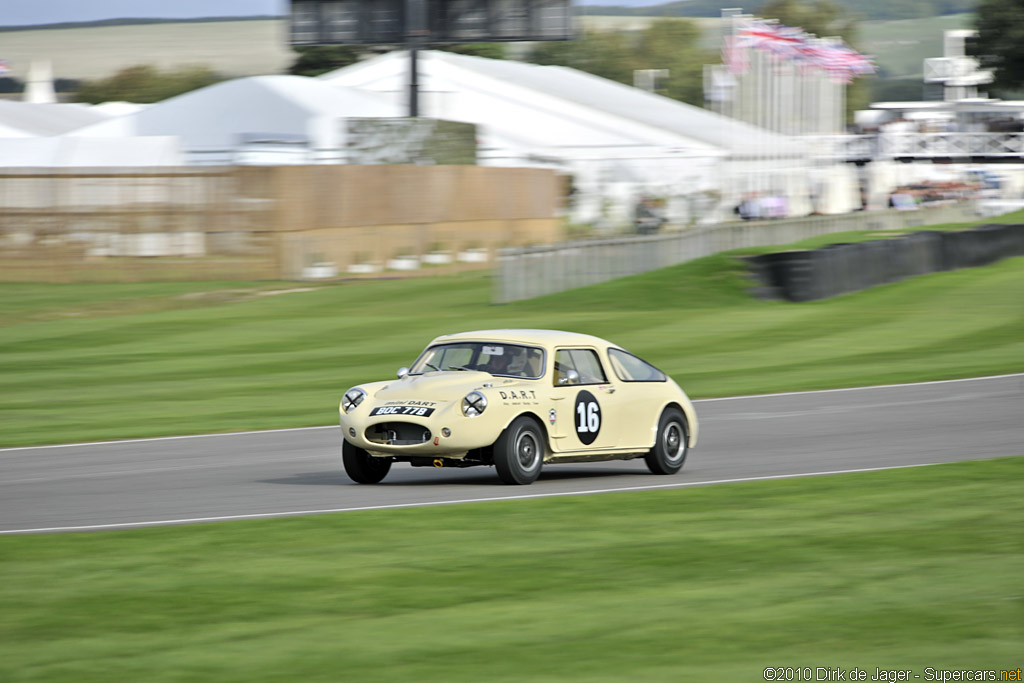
top-left (461, 391), bottom-right (487, 417)
top-left (342, 387), bottom-right (366, 413)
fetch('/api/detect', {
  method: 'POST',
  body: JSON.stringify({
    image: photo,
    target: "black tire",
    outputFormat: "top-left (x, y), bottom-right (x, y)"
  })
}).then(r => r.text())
top-left (342, 440), bottom-right (392, 484)
top-left (493, 416), bottom-right (545, 485)
top-left (645, 408), bottom-right (689, 475)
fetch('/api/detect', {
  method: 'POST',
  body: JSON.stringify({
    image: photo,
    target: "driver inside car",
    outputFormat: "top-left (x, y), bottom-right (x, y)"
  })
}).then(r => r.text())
top-left (485, 348), bottom-right (526, 377)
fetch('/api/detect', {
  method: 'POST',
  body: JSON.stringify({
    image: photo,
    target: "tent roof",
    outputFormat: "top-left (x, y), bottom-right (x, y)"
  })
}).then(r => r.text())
top-left (242, 75), bottom-right (397, 117)
top-left (320, 50), bottom-right (798, 155)
top-left (0, 100), bottom-right (110, 137)
top-left (438, 51), bottom-right (785, 150)
top-left (74, 75), bottom-right (399, 149)
top-left (90, 102), bottom-right (149, 117)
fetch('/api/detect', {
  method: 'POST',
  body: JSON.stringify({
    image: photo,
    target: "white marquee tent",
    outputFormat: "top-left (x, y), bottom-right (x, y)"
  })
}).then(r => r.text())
top-left (0, 100), bottom-right (180, 166)
top-left (319, 50), bottom-right (827, 224)
top-left (73, 75), bottom-right (399, 164)
top-left (0, 53), bottom-right (861, 223)
top-left (0, 136), bottom-right (184, 167)
top-left (0, 100), bottom-right (109, 137)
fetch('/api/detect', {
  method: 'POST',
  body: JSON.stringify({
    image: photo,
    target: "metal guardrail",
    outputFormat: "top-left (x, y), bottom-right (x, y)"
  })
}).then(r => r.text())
top-left (880, 132), bottom-right (1024, 159)
top-left (494, 202), bottom-right (979, 303)
top-left (810, 133), bottom-right (1024, 162)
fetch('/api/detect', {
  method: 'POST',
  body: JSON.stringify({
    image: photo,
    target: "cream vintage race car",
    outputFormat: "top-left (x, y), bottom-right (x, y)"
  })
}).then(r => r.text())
top-left (339, 329), bottom-right (699, 485)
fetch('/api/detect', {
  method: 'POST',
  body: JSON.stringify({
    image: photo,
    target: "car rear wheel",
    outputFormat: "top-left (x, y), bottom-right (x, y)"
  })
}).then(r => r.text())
top-left (343, 440), bottom-right (392, 484)
top-left (645, 408), bottom-right (688, 475)
top-left (493, 416), bottom-right (545, 485)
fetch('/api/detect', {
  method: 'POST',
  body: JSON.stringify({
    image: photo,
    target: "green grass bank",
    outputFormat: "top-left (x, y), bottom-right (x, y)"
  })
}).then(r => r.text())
top-left (1, 219), bottom-right (1023, 447)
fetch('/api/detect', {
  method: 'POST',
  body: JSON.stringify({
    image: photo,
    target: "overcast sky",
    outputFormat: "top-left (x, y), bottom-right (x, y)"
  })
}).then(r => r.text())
top-left (3, 0), bottom-right (286, 26)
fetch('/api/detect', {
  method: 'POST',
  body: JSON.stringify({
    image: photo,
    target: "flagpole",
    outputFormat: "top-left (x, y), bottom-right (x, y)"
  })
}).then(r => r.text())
top-left (729, 18), bottom-right (874, 217)
top-left (756, 46), bottom-right (764, 205)
top-left (771, 36), bottom-right (778, 202)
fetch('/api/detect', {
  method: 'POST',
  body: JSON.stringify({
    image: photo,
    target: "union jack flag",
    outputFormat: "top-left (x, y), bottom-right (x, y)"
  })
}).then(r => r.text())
top-left (728, 20), bottom-right (875, 81)
top-left (801, 41), bottom-right (875, 82)
top-left (0, 59), bottom-right (10, 75)
top-left (735, 21), bottom-right (805, 59)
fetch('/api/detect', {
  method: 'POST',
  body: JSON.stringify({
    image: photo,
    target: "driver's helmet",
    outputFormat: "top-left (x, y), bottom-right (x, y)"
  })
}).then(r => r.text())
top-left (487, 346), bottom-right (524, 375)
top-left (502, 347), bottom-right (527, 375)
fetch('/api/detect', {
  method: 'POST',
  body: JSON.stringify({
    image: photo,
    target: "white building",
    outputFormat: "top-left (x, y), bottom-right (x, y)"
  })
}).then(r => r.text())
top-left (319, 49), bottom-right (833, 226)
top-left (856, 30), bottom-right (1024, 210)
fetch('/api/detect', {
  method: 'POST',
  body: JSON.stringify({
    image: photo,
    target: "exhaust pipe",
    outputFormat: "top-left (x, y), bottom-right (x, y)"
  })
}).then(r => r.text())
top-left (433, 458), bottom-right (444, 468)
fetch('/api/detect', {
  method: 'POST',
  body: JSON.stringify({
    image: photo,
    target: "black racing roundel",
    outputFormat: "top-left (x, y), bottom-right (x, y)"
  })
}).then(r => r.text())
top-left (574, 390), bottom-right (601, 445)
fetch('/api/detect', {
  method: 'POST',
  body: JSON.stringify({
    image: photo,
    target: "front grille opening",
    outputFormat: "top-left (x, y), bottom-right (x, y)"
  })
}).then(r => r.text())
top-left (365, 422), bottom-right (432, 446)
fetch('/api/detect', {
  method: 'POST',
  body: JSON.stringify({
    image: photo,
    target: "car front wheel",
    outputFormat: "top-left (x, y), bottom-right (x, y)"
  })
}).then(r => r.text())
top-left (645, 408), bottom-right (688, 475)
top-left (493, 416), bottom-right (545, 485)
top-left (343, 440), bottom-right (392, 484)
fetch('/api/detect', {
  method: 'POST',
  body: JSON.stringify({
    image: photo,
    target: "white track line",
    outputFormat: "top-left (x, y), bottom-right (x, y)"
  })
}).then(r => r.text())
top-left (2, 372), bottom-right (1021, 454)
top-left (0, 462), bottom-right (939, 535)
top-left (695, 372), bottom-right (1024, 402)
top-left (0, 425), bottom-right (338, 453)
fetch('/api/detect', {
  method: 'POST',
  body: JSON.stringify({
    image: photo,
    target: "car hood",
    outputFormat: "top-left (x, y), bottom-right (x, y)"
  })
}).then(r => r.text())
top-left (371, 371), bottom-right (499, 403)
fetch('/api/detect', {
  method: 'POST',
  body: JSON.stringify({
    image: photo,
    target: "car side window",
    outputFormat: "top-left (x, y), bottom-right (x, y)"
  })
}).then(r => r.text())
top-left (608, 348), bottom-right (666, 382)
top-left (554, 349), bottom-right (608, 386)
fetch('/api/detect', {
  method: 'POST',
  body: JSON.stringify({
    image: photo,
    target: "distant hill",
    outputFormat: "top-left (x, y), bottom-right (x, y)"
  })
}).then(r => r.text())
top-left (576, 0), bottom-right (978, 21)
top-left (0, 16), bottom-right (281, 32)
top-left (0, 2), bottom-right (975, 31)
top-left (0, 9), bottom-right (976, 92)
top-left (0, 19), bottom-right (294, 82)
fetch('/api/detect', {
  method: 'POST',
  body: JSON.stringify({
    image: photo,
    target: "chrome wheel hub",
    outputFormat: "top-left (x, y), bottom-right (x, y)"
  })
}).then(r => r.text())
top-left (516, 432), bottom-right (539, 469)
top-left (664, 423), bottom-right (685, 463)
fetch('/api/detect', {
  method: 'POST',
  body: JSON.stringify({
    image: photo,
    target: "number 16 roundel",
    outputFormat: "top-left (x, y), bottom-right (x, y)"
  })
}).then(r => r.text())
top-left (574, 390), bottom-right (602, 445)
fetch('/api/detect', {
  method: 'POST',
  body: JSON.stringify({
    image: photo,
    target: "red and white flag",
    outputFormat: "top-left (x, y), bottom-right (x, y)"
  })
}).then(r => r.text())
top-left (729, 20), bottom-right (875, 81)
top-left (735, 21), bottom-right (804, 59)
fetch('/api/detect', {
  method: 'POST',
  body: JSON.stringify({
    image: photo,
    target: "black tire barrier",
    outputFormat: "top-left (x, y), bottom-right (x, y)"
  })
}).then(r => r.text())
top-left (745, 224), bottom-right (1024, 302)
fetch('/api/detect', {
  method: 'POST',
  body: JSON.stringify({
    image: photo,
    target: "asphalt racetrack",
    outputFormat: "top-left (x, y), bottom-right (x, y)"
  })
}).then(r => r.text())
top-left (2, 374), bottom-right (1022, 534)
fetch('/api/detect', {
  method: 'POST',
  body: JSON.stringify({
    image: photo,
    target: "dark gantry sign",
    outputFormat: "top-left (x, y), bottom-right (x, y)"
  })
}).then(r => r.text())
top-left (289, 0), bottom-right (574, 46)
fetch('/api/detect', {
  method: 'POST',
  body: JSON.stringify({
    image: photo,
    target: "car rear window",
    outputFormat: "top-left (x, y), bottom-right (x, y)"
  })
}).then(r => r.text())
top-left (608, 348), bottom-right (666, 382)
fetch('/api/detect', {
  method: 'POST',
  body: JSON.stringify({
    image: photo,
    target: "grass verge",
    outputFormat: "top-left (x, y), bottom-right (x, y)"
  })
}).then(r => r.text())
top-left (1, 239), bottom-right (1022, 446)
top-left (1, 457), bottom-right (1021, 682)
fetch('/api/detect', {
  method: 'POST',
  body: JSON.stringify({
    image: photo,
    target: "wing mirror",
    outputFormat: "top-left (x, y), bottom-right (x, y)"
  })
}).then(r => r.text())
top-left (559, 369), bottom-right (580, 385)
top-left (397, 367), bottom-right (409, 379)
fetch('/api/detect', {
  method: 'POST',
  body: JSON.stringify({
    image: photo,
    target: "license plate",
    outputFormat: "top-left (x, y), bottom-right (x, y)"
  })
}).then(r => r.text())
top-left (369, 406), bottom-right (435, 417)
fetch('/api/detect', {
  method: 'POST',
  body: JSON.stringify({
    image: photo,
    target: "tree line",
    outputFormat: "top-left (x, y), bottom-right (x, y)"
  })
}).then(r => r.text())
top-left (4, 0), bottom-right (1020, 110)
top-left (579, 0), bottom-right (976, 21)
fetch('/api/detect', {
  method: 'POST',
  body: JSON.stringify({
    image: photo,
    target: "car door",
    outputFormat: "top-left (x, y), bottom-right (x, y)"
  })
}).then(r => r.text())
top-left (603, 347), bottom-right (673, 449)
top-left (547, 347), bottom-right (625, 452)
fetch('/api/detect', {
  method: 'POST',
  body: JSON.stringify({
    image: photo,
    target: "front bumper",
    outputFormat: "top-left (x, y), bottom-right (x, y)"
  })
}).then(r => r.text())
top-left (339, 405), bottom-right (506, 458)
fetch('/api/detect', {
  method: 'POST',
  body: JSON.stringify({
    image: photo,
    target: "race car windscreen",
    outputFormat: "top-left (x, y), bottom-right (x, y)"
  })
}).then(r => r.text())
top-left (410, 343), bottom-right (545, 379)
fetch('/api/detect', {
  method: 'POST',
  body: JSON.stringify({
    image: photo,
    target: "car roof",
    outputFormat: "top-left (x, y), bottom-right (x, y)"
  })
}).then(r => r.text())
top-left (429, 329), bottom-right (613, 349)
